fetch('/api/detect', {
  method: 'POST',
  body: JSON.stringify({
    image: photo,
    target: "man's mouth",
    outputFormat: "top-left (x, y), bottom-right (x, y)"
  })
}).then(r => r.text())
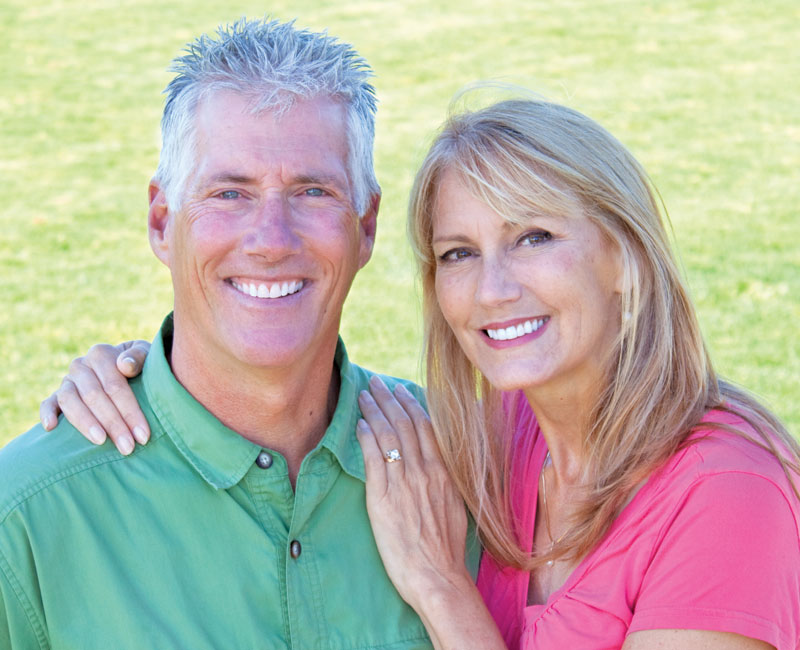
top-left (230, 279), bottom-right (304, 299)
top-left (485, 317), bottom-right (548, 341)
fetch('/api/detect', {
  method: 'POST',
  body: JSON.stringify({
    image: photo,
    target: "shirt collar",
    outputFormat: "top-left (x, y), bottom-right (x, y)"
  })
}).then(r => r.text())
top-left (142, 314), bottom-right (367, 489)
top-left (142, 315), bottom-right (261, 489)
top-left (320, 340), bottom-right (366, 483)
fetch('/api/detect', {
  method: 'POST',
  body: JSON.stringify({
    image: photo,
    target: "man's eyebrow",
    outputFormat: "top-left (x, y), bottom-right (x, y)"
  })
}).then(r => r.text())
top-left (207, 173), bottom-right (258, 185)
top-left (204, 172), bottom-right (348, 189)
top-left (294, 173), bottom-right (347, 188)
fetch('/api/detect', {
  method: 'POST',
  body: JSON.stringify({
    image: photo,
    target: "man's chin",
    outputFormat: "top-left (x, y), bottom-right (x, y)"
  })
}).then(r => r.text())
top-left (224, 332), bottom-right (324, 372)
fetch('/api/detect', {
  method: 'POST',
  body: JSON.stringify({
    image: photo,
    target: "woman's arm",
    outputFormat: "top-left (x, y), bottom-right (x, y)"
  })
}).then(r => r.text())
top-left (39, 340), bottom-right (151, 454)
top-left (356, 376), bottom-right (507, 650)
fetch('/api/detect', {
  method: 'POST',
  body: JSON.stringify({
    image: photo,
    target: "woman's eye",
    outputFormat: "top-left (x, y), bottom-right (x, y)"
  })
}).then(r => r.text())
top-left (217, 190), bottom-right (241, 200)
top-left (439, 248), bottom-right (472, 263)
top-left (519, 230), bottom-right (552, 246)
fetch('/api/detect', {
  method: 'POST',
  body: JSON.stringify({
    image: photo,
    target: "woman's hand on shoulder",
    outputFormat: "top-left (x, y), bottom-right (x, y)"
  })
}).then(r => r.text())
top-left (39, 340), bottom-right (151, 455)
top-left (356, 376), bottom-right (471, 609)
top-left (357, 377), bottom-right (508, 649)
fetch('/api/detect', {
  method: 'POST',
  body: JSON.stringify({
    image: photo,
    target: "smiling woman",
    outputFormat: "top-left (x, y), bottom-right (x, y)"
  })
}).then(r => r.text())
top-left (355, 96), bottom-right (799, 649)
top-left (431, 168), bottom-right (624, 397)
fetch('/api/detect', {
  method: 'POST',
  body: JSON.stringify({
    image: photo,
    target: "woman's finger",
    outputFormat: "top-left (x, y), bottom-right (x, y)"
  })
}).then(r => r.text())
top-left (358, 389), bottom-right (407, 476)
top-left (52, 378), bottom-right (109, 446)
top-left (394, 384), bottom-right (441, 463)
top-left (366, 376), bottom-right (423, 464)
top-left (115, 340), bottom-right (150, 378)
top-left (39, 393), bottom-right (62, 431)
top-left (89, 341), bottom-right (150, 445)
top-left (61, 359), bottom-right (135, 455)
top-left (355, 417), bottom-right (388, 495)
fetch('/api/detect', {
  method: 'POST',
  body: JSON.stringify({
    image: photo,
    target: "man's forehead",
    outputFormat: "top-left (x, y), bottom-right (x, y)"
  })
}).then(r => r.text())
top-left (187, 91), bottom-right (352, 186)
top-left (194, 89), bottom-right (347, 131)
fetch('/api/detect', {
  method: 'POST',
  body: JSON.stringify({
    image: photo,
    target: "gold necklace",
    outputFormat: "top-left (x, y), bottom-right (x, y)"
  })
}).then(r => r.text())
top-left (539, 451), bottom-right (567, 566)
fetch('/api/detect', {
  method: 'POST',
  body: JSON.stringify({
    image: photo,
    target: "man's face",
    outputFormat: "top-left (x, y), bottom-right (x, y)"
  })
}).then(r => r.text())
top-left (149, 90), bottom-right (377, 374)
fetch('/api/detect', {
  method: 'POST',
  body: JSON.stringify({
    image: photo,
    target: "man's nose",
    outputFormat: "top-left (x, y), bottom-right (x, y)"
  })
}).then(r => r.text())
top-left (242, 197), bottom-right (302, 259)
top-left (475, 257), bottom-right (521, 307)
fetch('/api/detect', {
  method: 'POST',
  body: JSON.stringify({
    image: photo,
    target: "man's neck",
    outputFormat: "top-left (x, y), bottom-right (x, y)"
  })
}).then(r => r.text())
top-left (168, 334), bottom-right (341, 484)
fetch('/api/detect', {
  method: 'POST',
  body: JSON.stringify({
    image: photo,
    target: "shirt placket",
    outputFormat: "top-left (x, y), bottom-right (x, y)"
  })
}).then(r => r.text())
top-left (284, 452), bottom-right (342, 649)
top-left (243, 448), bottom-right (340, 649)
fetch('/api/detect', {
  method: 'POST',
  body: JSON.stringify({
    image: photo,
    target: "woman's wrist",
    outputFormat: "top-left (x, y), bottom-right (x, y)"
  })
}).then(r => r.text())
top-left (406, 572), bottom-right (507, 650)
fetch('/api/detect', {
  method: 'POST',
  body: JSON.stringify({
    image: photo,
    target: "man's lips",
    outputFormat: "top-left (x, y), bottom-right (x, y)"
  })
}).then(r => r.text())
top-left (229, 278), bottom-right (304, 299)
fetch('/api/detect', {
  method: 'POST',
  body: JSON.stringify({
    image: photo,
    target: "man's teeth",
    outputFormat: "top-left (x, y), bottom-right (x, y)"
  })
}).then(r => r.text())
top-left (232, 280), bottom-right (303, 299)
top-left (486, 318), bottom-right (547, 341)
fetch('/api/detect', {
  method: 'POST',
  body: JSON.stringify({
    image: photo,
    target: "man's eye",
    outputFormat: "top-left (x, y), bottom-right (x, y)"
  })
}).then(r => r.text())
top-left (304, 188), bottom-right (326, 197)
top-left (217, 190), bottom-right (241, 200)
top-left (519, 230), bottom-right (552, 246)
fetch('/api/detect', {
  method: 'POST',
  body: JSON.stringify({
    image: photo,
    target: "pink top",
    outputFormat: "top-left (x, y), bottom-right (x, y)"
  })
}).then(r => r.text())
top-left (477, 396), bottom-right (800, 650)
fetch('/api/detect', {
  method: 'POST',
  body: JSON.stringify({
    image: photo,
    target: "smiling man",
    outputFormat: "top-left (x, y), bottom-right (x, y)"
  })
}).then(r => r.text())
top-left (0, 19), bottom-right (477, 648)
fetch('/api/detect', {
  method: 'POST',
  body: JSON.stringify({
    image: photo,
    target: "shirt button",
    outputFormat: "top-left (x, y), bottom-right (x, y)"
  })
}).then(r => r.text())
top-left (290, 540), bottom-right (302, 559)
top-left (255, 451), bottom-right (273, 469)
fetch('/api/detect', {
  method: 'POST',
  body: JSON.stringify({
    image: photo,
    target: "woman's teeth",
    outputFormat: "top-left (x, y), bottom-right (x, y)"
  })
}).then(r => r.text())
top-left (486, 318), bottom-right (547, 341)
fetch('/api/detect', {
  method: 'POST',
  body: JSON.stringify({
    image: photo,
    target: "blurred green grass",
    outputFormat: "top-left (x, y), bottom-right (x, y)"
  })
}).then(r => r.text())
top-left (2, 0), bottom-right (798, 443)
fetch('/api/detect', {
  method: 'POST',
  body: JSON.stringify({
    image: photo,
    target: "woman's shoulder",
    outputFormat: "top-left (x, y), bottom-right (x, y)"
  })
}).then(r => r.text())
top-left (644, 407), bottom-right (800, 529)
top-left (681, 408), bottom-right (794, 479)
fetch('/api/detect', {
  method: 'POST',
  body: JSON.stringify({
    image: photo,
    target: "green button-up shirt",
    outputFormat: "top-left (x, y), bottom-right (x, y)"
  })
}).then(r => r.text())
top-left (0, 317), bottom-right (480, 649)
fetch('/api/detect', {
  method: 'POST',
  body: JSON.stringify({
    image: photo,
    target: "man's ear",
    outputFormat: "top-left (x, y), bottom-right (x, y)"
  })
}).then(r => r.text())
top-left (148, 179), bottom-right (171, 267)
top-left (357, 192), bottom-right (381, 269)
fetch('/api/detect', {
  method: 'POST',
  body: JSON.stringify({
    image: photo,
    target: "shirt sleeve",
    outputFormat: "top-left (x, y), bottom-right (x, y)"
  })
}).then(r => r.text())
top-left (0, 547), bottom-right (47, 650)
top-left (629, 471), bottom-right (800, 650)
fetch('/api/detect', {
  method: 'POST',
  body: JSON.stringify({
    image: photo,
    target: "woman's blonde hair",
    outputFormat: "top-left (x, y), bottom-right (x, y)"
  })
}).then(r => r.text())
top-left (409, 97), bottom-right (798, 569)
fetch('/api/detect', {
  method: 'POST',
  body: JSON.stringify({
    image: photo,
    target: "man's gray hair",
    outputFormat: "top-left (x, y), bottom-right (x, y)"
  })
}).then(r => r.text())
top-left (155, 17), bottom-right (379, 215)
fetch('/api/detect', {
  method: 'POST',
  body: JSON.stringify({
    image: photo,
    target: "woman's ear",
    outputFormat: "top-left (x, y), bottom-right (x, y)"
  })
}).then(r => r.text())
top-left (613, 238), bottom-right (635, 296)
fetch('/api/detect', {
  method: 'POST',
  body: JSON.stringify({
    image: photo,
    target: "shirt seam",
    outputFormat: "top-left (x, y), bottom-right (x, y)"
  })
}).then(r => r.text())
top-left (0, 452), bottom-right (130, 524)
top-left (355, 633), bottom-right (432, 648)
top-left (0, 544), bottom-right (49, 649)
top-left (644, 461), bottom-right (800, 566)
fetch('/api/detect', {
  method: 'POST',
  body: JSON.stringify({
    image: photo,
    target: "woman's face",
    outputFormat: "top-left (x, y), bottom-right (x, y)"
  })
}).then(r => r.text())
top-left (432, 169), bottom-right (624, 400)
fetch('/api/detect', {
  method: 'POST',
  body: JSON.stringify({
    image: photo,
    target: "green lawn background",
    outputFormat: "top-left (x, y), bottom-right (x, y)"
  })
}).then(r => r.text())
top-left (1, 0), bottom-right (798, 445)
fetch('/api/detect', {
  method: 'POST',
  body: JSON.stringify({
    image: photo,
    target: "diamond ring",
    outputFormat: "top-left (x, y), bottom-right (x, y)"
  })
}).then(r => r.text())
top-left (384, 448), bottom-right (402, 463)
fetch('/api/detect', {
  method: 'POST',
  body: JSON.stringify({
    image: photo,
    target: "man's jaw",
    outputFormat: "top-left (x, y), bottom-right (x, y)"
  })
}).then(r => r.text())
top-left (229, 278), bottom-right (305, 299)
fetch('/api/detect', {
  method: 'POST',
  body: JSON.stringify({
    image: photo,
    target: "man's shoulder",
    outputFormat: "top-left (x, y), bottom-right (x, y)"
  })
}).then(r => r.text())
top-left (0, 417), bottom-right (129, 521)
top-left (347, 362), bottom-right (426, 408)
top-left (0, 376), bottom-right (155, 522)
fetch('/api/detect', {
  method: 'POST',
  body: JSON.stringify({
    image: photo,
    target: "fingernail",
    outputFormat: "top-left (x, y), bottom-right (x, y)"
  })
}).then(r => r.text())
top-left (122, 356), bottom-right (137, 369)
top-left (88, 426), bottom-right (107, 445)
top-left (132, 426), bottom-right (149, 445)
top-left (118, 435), bottom-right (135, 455)
top-left (395, 384), bottom-right (410, 396)
top-left (43, 415), bottom-right (56, 431)
top-left (356, 418), bottom-right (369, 433)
